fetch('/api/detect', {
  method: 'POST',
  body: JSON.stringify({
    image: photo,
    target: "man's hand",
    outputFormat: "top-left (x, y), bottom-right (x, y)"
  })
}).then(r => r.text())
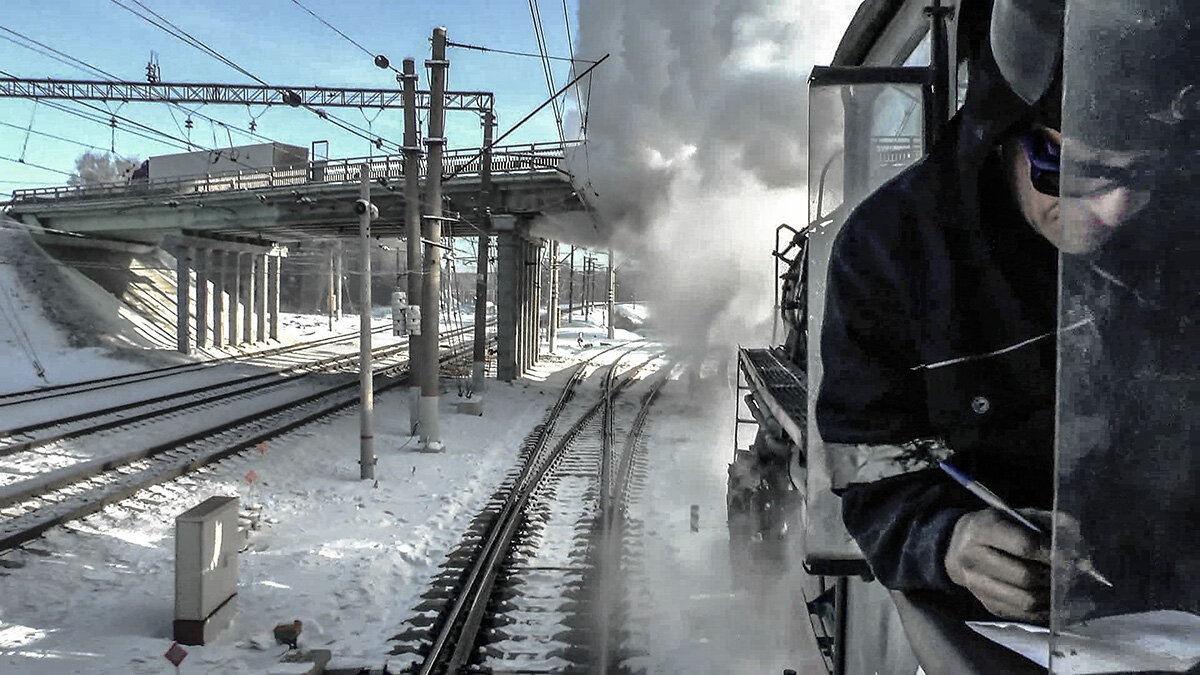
top-left (944, 508), bottom-right (1051, 622)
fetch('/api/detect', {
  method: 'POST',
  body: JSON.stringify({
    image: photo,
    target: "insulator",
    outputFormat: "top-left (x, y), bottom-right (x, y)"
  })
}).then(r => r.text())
top-left (374, 54), bottom-right (390, 69)
top-left (185, 117), bottom-right (194, 130)
top-left (249, 120), bottom-right (257, 132)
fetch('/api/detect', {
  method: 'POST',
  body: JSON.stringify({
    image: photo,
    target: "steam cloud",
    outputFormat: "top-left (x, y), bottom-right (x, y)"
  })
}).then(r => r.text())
top-left (544, 0), bottom-right (859, 353)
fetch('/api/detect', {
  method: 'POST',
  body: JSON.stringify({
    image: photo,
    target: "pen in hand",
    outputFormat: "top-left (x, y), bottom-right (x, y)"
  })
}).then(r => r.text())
top-left (938, 460), bottom-right (1113, 588)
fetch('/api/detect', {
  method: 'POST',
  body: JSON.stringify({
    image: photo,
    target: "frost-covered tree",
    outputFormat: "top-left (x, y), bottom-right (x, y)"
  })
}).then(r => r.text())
top-left (67, 151), bottom-right (140, 186)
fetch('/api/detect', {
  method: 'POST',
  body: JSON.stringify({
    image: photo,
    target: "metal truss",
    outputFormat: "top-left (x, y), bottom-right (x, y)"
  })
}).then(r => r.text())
top-left (0, 78), bottom-right (493, 112)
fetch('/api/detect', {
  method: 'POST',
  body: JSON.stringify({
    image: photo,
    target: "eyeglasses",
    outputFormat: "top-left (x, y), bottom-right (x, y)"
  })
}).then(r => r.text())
top-left (1019, 129), bottom-right (1061, 196)
top-left (1020, 128), bottom-right (1167, 198)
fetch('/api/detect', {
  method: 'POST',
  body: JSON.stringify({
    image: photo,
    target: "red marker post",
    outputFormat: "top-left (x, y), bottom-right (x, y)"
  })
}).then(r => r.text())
top-left (164, 641), bottom-right (188, 671)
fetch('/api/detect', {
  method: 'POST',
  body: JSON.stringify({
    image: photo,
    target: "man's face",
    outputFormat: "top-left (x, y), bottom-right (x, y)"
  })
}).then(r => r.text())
top-left (1007, 126), bottom-right (1152, 254)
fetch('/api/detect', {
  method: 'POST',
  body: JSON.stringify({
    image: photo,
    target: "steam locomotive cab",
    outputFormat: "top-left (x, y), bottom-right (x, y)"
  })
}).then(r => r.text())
top-left (729, 61), bottom-right (932, 672)
top-left (730, 1), bottom-right (1198, 674)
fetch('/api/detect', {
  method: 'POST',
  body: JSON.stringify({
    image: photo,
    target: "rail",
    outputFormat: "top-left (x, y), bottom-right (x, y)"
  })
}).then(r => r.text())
top-left (8, 140), bottom-right (582, 204)
top-left (0, 327), bottom-right (485, 553)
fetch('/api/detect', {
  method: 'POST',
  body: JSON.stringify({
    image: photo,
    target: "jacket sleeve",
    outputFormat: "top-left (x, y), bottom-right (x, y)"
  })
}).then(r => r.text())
top-left (840, 472), bottom-right (976, 591)
top-left (815, 202), bottom-right (971, 592)
top-left (816, 205), bottom-right (926, 444)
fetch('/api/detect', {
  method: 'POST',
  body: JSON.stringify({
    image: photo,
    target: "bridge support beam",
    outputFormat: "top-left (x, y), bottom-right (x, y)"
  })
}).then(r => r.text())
top-left (548, 241), bottom-right (559, 353)
top-left (268, 254), bottom-right (280, 341)
top-left (228, 252), bottom-right (241, 346)
top-left (495, 230), bottom-right (542, 381)
top-left (527, 240), bottom-right (542, 373)
top-left (254, 252), bottom-right (267, 343)
top-left (175, 246), bottom-right (192, 354)
top-left (212, 251), bottom-right (225, 348)
top-left (241, 253), bottom-right (254, 345)
top-left (471, 234), bottom-right (491, 395)
top-left (173, 240), bottom-right (279, 350)
top-left (496, 233), bottom-right (518, 381)
top-left (195, 248), bottom-right (209, 349)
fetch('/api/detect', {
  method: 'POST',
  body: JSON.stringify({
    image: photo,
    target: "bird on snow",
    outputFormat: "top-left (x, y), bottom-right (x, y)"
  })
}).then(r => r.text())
top-left (273, 619), bottom-right (302, 650)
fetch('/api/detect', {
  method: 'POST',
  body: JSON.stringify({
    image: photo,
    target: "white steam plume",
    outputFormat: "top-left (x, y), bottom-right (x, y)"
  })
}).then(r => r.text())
top-left (549, 0), bottom-right (860, 355)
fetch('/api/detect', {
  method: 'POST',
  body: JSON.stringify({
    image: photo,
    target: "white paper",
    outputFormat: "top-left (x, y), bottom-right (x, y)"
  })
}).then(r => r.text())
top-left (968, 610), bottom-right (1200, 674)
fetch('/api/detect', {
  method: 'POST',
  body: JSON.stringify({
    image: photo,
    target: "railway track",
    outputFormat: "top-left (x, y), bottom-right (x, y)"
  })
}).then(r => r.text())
top-left (0, 321), bottom-right (398, 410)
top-left (0, 331), bottom-right (482, 553)
top-left (0, 321), bottom-right (493, 460)
top-left (387, 341), bottom-right (672, 674)
top-left (0, 331), bottom-right (415, 459)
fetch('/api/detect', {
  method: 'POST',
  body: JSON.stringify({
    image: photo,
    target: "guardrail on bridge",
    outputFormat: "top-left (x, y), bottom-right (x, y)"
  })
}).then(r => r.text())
top-left (8, 140), bottom-right (581, 204)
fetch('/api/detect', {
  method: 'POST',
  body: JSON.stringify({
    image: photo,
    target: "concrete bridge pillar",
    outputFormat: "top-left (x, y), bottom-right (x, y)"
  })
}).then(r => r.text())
top-left (548, 241), bottom-right (559, 353)
top-left (228, 252), bottom-right (241, 346)
top-left (521, 240), bottom-right (530, 376)
top-left (212, 250), bottom-right (225, 349)
top-left (268, 254), bottom-right (281, 341)
top-left (496, 232), bottom-right (519, 382)
top-left (241, 253), bottom-right (254, 344)
top-left (497, 235), bottom-right (543, 380)
top-left (195, 248), bottom-right (209, 349)
top-left (527, 239), bottom-right (542, 372)
top-left (175, 246), bottom-right (192, 354)
top-left (254, 253), bottom-right (267, 343)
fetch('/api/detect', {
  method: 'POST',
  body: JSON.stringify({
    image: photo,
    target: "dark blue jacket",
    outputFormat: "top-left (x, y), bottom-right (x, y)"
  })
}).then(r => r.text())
top-left (815, 60), bottom-right (1059, 594)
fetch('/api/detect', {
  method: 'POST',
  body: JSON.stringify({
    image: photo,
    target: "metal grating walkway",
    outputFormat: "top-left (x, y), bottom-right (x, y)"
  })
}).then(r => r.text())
top-left (739, 347), bottom-right (808, 445)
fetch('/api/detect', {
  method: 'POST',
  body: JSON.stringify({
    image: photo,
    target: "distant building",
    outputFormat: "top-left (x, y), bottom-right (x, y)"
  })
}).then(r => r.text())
top-left (146, 143), bottom-right (308, 183)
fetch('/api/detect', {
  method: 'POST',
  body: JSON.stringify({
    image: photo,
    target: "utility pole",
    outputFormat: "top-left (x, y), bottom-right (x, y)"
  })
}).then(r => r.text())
top-left (419, 27), bottom-right (448, 453)
top-left (471, 108), bottom-right (495, 398)
top-left (401, 57), bottom-right (423, 436)
top-left (548, 240), bottom-right (560, 352)
top-left (357, 164), bottom-right (375, 480)
top-left (175, 245), bottom-right (191, 353)
top-left (607, 249), bottom-right (616, 340)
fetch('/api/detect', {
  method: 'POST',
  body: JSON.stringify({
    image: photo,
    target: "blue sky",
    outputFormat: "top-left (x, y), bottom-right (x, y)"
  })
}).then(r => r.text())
top-left (0, 0), bottom-right (581, 198)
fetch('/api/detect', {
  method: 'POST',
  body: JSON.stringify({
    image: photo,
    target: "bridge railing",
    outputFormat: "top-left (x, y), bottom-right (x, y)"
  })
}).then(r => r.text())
top-left (8, 140), bottom-right (581, 204)
top-left (873, 135), bottom-right (923, 168)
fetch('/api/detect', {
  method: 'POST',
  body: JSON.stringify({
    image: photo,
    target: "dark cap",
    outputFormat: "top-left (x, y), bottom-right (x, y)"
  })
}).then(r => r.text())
top-left (989, 0), bottom-right (1065, 105)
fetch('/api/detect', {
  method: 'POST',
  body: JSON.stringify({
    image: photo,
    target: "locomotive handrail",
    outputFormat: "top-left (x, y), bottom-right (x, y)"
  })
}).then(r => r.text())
top-left (7, 140), bottom-right (582, 203)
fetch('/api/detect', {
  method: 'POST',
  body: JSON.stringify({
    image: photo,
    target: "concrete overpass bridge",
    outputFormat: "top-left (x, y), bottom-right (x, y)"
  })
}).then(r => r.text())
top-left (5, 141), bottom-right (582, 241)
top-left (4, 141), bottom-right (588, 381)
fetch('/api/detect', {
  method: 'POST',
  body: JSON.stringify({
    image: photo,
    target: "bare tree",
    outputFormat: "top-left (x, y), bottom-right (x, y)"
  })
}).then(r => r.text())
top-left (67, 151), bottom-right (140, 186)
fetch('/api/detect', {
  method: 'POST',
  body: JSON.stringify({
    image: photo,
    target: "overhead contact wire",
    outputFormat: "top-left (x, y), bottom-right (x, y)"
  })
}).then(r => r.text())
top-left (107, 0), bottom-right (403, 150)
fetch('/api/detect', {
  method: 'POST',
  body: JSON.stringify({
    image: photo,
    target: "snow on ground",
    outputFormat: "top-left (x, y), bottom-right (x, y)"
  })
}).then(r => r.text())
top-left (0, 265), bottom-right (820, 673)
top-left (0, 227), bottom-right (166, 393)
top-left (629, 367), bottom-right (827, 674)
top-left (0, 349), bottom-right (581, 674)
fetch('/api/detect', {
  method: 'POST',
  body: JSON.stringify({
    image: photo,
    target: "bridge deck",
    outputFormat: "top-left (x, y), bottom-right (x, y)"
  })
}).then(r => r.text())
top-left (5, 142), bottom-right (584, 241)
top-left (9, 141), bottom-right (578, 205)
